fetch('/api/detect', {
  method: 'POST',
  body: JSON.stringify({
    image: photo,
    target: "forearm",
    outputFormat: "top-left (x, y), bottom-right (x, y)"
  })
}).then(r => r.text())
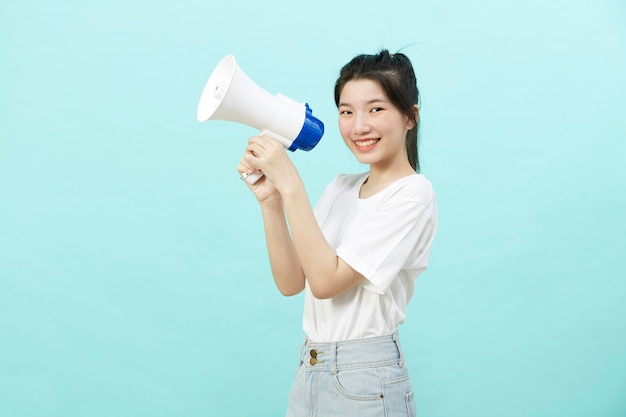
top-left (260, 198), bottom-right (306, 296)
top-left (280, 176), bottom-right (363, 299)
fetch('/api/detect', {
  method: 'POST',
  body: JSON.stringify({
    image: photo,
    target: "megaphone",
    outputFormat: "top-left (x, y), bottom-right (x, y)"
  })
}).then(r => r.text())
top-left (197, 54), bottom-right (325, 184)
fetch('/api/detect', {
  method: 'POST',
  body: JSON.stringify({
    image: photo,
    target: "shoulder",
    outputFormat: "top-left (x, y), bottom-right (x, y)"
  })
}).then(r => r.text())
top-left (385, 174), bottom-right (435, 206)
top-left (325, 172), bottom-right (369, 193)
top-left (333, 172), bottom-right (369, 186)
top-left (314, 172), bottom-right (367, 212)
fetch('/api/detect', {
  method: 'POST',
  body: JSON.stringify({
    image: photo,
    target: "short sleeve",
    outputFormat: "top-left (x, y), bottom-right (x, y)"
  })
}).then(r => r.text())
top-left (336, 197), bottom-right (436, 294)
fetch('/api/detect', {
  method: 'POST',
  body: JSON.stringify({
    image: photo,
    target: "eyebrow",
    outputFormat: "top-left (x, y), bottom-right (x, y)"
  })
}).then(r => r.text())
top-left (338, 97), bottom-right (388, 107)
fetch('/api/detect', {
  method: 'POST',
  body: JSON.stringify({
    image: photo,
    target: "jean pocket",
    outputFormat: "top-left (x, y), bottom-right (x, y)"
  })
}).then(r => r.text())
top-left (332, 367), bottom-right (385, 401)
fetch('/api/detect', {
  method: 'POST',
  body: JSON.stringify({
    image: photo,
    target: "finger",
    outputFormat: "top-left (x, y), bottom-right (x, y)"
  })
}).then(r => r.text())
top-left (247, 135), bottom-right (270, 148)
top-left (238, 155), bottom-right (263, 173)
top-left (238, 152), bottom-right (256, 170)
top-left (249, 134), bottom-right (286, 152)
top-left (245, 142), bottom-right (268, 160)
top-left (237, 162), bottom-right (252, 176)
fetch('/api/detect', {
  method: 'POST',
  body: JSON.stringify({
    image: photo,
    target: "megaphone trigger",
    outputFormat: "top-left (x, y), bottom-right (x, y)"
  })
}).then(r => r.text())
top-left (243, 171), bottom-right (264, 184)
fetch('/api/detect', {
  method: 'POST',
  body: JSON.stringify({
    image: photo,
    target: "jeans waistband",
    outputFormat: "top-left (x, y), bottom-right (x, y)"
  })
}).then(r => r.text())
top-left (298, 332), bottom-right (404, 373)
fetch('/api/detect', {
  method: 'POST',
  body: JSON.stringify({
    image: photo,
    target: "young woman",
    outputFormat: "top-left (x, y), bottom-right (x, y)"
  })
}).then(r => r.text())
top-left (237, 50), bottom-right (437, 417)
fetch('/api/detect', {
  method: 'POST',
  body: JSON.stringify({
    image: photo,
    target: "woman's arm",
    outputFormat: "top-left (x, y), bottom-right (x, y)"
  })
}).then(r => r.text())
top-left (277, 174), bottom-right (364, 299)
top-left (258, 196), bottom-right (306, 296)
top-left (238, 142), bottom-right (305, 296)
top-left (243, 136), bottom-right (364, 299)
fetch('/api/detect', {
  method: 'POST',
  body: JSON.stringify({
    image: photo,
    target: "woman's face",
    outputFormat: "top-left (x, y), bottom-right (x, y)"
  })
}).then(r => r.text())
top-left (337, 79), bottom-right (414, 170)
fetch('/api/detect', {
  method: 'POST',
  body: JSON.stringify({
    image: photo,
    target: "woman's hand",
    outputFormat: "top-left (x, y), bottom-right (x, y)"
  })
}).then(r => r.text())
top-left (239, 135), bottom-right (300, 197)
top-left (237, 163), bottom-right (279, 206)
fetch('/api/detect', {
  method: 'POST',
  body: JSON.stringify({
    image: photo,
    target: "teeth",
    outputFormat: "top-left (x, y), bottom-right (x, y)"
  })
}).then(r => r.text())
top-left (356, 139), bottom-right (379, 147)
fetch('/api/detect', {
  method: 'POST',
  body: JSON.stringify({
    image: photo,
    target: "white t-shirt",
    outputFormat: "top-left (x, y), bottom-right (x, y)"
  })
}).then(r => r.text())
top-left (303, 172), bottom-right (437, 342)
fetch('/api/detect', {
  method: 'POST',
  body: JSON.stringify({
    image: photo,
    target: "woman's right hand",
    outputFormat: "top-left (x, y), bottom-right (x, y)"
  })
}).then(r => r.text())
top-left (237, 150), bottom-right (281, 205)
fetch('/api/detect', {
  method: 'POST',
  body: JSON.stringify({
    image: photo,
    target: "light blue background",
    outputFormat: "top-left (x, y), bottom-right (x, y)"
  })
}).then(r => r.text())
top-left (2, 1), bottom-right (625, 416)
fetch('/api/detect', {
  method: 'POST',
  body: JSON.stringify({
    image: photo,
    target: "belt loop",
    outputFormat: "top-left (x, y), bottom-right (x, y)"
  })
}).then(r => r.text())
top-left (393, 332), bottom-right (404, 368)
top-left (299, 337), bottom-right (307, 366)
top-left (330, 342), bottom-right (337, 375)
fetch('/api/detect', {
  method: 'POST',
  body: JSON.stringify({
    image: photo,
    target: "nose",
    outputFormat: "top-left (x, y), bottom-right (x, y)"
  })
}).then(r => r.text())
top-left (352, 112), bottom-right (371, 135)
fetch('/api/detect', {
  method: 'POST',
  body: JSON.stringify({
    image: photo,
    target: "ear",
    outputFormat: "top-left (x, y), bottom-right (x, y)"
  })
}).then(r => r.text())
top-left (405, 105), bottom-right (419, 130)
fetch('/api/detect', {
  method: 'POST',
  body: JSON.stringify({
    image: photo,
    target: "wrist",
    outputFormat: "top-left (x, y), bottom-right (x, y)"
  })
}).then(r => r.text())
top-left (274, 169), bottom-right (305, 198)
top-left (259, 193), bottom-right (283, 210)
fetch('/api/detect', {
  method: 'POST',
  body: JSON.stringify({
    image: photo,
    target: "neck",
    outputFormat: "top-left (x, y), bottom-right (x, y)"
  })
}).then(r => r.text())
top-left (360, 165), bottom-right (416, 199)
top-left (366, 164), bottom-right (416, 186)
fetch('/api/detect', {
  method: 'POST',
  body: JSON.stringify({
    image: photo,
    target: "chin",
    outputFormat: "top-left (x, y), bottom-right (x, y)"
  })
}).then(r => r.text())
top-left (355, 155), bottom-right (377, 165)
top-left (350, 147), bottom-right (380, 165)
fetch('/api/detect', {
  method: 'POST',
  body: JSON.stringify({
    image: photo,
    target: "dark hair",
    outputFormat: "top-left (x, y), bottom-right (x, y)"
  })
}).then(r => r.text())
top-left (334, 50), bottom-right (421, 172)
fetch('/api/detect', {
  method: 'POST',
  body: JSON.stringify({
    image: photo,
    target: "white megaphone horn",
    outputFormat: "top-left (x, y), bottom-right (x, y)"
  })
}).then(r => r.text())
top-left (197, 54), bottom-right (325, 184)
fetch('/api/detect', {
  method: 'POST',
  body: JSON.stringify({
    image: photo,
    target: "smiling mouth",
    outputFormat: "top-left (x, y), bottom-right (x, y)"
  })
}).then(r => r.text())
top-left (354, 138), bottom-right (380, 147)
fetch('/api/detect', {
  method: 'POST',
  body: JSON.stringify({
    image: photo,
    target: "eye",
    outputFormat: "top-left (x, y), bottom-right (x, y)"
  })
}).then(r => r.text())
top-left (370, 107), bottom-right (384, 113)
top-left (339, 109), bottom-right (352, 115)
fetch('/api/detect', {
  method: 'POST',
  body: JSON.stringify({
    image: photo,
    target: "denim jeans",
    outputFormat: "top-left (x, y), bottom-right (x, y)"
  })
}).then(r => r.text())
top-left (285, 332), bottom-right (416, 417)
